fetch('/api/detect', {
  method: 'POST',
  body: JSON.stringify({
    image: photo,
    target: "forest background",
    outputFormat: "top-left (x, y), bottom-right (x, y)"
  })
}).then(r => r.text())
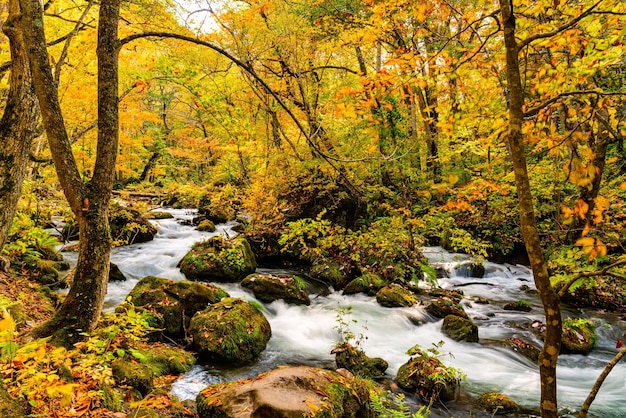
top-left (0, 0), bottom-right (625, 417)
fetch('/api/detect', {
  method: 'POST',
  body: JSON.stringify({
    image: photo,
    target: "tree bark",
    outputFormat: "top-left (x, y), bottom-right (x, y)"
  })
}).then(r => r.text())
top-left (499, 1), bottom-right (562, 417)
top-left (0, 0), bottom-right (40, 257)
top-left (20, 0), bottom-right (120, 344)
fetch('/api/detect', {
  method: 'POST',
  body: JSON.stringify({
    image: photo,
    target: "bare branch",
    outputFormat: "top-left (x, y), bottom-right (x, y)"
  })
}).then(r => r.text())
top-left (557, 258), bottom-right (626, 299)
top-left (524, 90), bottom-right (625, 118)
top-left (578, 345), bottom-right (626, 418)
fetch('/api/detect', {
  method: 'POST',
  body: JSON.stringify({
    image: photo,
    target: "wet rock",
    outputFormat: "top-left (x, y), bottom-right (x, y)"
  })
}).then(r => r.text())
top-left (343, 273), bottom-right (387, 296)
top-left (109, 262), bottom-right (127, 282)
top-left (477, 392), bottom-right (520, 415)
top-left (124, 276), bottom-right (228, 338)
top-left (428, 288), bottom-right (464, 300)
top-left (505, 338), bottom-right (541, 363)
top-left (196, 219), bottom-right (216, 232)
top-left (241, 273), bottom-right (310, 305)
top-left (562, 318), bottom-right (596, 354)
top-left (145, 211), bottom-right (174, 220)
top-left (503, 299), bottom-right (532, 312)
top-left (396, 352), bottom-right (460, 402)
top-left (442, 315), bottom-right (479, 343)
top-left (196, 366), bottom-right (370, 418)
top-left (188, 297), bottom-right (271, 364)
top-left (179, 236), bottom-right (256, 282)
top-left (376, 284), bottom-right (417, 308)
top-left (455, 262), bottom-right (485, 278)
top-left (110, 204), bottom-right (158, 245)
top-left (310, 260), bottom-right (351, 290)
top-left (426, 297), bottom-right (469, 319)
top-left (331, 342), bottom-right (388, 378)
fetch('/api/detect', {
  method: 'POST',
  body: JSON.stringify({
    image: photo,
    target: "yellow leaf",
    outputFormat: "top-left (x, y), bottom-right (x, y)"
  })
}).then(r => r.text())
top-left (575, 237), bottom-right (595, 249)
top-left (448, 174), bottom-right (459, 186)
top-left (47, 383), bottom-right (77, 408)
top-left (0, 309), bottom-right (16, 342)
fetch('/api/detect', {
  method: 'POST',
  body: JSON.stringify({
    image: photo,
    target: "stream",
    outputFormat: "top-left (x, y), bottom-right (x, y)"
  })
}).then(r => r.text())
top-left (63, 209), bottom-right (626, 417)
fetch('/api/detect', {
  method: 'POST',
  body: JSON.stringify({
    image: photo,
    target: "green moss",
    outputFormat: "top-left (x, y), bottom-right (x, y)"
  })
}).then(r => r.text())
top-left (179, 236), bottom-right (257, 282)
top-left (426, 297), bottom-right (468, 319)
top-left (188, 298), bottom-right (271, 364)
top-left (344, 273), bottom-right (387, 296)
top-left (561, 318), bottom-right (596, 354)
top-left (197, 219), bottom-right (216, 232)
top-left (0, 382), bottom-right (24, 418)
top-left (111, 359), bottom-right (154, 396)
top-left (333, 342), bottom-right (388, 378)
top-left (442, 315), bottom-right (479, 342)
top-left (477, 392), bottom-right (520, 415)
top-left (310, 261), bottom-right (348, 290)
top-left (241, 273), bottom-right (310, 305)
top-left (375, 285), bottom-right (417, 308)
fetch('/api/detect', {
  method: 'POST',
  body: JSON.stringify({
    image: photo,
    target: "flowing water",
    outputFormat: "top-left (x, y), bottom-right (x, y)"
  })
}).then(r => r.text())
top-left (65, 209), bottom-right (626, 417)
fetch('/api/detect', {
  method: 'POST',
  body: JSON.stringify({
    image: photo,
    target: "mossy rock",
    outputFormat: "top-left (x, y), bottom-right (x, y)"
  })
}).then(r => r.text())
top-left (343, 273), bottom-right (387, 296)
top-left (396, 355), bottom-right (459, 402)
top-left (455, 262), bottom-right (485, 278)
top-left (111, 358), bottom-right (154, 396)
top-left (375, 284), bottom-right (417, 308)
top-left (504, 337), bottom-right (541, 363)
top-left (503, 300), bottom-right (532, 312)
top-left (0, 382), bottom-right (24, 418)
top-left (188, 297), bottom-right (271, 364)
top-left (109, 204), bottom-right (158, 245)
top-left (197, 219), bottom-right (216, 232)
top-left (179, 236), bottom-right (257, 282)
top-left (477, 392), bottom-right (520, 415)
top-left (146, 211), bottom-right (175, 220)
top-left (332, 342), bottom-right (388, 378)
top-left (196, 366), bottom-right (370, 418)
top-left (428, 288), bottom-right (464, 300)
top-left (145, 344), bottom-right (196, 376)
top-left (442, 315), bottom-right (479, 342)
top-left (310, 260), bottom-right (350, 290)
top-left (426, 297), bottom-right (468, 319)
top-left (241, 273), bottom-right (310, 305)
top-left (54, 260), bottom-right (71, 271)
top-left (561, 318), bottom-right (596, 354)
top-left (126, 276), bottom-right (229, 338)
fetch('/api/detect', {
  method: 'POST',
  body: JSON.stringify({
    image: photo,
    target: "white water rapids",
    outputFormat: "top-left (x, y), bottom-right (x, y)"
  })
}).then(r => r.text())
top-left (62, 209), bottom-right (626, 417)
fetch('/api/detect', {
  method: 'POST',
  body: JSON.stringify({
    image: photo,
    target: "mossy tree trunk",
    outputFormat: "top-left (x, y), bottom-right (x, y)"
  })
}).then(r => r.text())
top-left (0, 0), bottom-right (40, 258)
top-left (499, 1), bottom-right (562, 416)
top-left (20, 0), bottom-right (121, 344)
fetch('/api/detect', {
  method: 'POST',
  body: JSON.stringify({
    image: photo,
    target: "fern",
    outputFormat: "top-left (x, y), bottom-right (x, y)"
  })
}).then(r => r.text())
top-left (369, 389), bottom-right (430, 417)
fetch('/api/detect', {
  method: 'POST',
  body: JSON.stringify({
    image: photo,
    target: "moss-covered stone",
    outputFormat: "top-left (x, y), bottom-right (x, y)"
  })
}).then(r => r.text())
top-left (179, 236), bottom-right (256, 282)
top-left (188, 297), bottom-right (271, 364)
top-left (145, 344), bottom-right (196, 376)
top-left (477, 392), bottom-right (520, 415)
top-left (503, 299), bottom-right (532, 312)
top-left (396, 355), bottom-right (459, 402)
top-left (375, 284), bottom-right (417, 308)
top-left (0, 382), bottom-right (24, 418)
top-left (126, 276), bottom-right (228, 338)
top-left (504, 337), bottom-right (541, 363)
top-left (561, 318), bottom-right (596, 354)
top-left (197, 219), bottom-right (216, 232)
top-left (343, 273), bottom-right (387, 296)
top-left (111, 358), bottom-right (154, 396)
top-left (241, 273), bottom-right (310, 305)
top-left (442, 315), bottom-right (479, 342)
top-left (426, 297), bottom-right (468, 319)
top-left (310, 260), bottom-right (350, 290)
top-left (109, 203), bottom-right (158, 245)
top-left (332, 342), bottom-right (388, 378)
top-left (196, 366), bottom-right (371, 418)
top-left (146, 211), bottom-right (175, 220)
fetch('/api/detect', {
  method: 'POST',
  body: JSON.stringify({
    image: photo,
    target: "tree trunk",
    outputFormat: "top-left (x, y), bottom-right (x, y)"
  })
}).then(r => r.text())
top-left (0, 0), bottom-right (40, 257)
top-left (499, 1), bottom-right (562, 417)
top-left (21, 0), bottom-right (120, 344)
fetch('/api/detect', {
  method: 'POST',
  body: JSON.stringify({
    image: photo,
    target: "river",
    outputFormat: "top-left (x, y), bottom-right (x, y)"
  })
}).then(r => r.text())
top-left (65, 209), bottom-right (626, 417)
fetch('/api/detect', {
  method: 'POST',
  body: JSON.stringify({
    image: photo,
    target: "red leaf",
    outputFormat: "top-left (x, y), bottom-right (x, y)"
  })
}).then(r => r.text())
top-left (617, 339), bottom-right (623, 349)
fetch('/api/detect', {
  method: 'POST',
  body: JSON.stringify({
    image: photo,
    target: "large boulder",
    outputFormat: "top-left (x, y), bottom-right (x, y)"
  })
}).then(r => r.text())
top-left (125, 276), bottom-right (228, 338)
top-left (179, 236), bottom-right (256, 282)
top-left (196, 366), bottom-right (370, 418)
top-left (426, 297), bottom-right (469, 319)
top-left (111, 358), bottom-right (154, 397)
top-left (331, 342), bottom-right (388, 379)
top-left (241, 273), bottom-right (310, 305)
top-left (396, 350), bottom-right (461, 402)
top-left (188, 298), bottom-right (271, 364)
top-left (375, 284), bottom-right (417, 308)
top-left (442, 315), bottom-right (479, 343)
top-left (343, 273), bottom-right (387, 296)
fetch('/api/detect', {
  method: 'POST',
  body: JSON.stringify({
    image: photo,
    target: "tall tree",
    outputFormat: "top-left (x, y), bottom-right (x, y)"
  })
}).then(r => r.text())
top-left (20, 0), bottom-right (120, 343)
top-left (0, 0), bottom-right (40, 265)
